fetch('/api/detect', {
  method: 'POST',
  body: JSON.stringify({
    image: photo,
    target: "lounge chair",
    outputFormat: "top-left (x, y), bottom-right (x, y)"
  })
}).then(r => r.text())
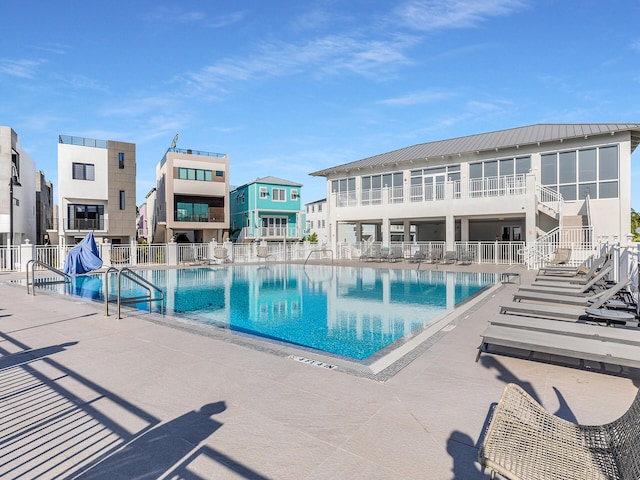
top-left (479, 383), bottom-right (640, 480)
top-left (535, 252), bottom-right (608, 283)
top-left (517, 263), bottom-right (613, 296)
top-left (213, 246), bottom-right (229, 264)
top-left (541, 247), bottom-right (572, 268)
top-left (500, 279), bottom-right (634, 324)
top-left (441, 251), bottom-right (457, 264)
top-left (407, 251), bottom-right (426, 263)
top-left (512, 278), bottom-right (631, 307)
top-left (458, 250), bottom-right (474, 265)
top-left (256, 246), bottom-right (269, 262)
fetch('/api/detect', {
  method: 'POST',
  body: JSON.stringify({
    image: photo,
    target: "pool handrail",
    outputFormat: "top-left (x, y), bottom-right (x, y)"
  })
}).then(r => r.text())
top-left (117, 267), bottom-right (165, 320)
top-left (304, 248), bottom-right (334, 266)
top-left (26, 259), bottom-right (72, 296)
top-left (103, 266), bottom-right (119, 316)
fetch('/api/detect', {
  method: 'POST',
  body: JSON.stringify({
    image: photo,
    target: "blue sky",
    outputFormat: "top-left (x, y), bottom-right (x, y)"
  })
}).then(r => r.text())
top-left (3, 0), bottom-right (640, 211)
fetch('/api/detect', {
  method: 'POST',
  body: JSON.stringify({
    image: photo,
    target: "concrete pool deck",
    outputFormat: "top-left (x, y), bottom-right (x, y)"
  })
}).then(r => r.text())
top-left (0, 262), bottom-right (638, 479)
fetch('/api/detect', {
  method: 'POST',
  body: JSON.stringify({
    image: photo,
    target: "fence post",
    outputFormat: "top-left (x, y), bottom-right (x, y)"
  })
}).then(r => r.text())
top-left (19, 240), bottom-right (35, 272)
top-left (167, 241), bottom-right (178, 266)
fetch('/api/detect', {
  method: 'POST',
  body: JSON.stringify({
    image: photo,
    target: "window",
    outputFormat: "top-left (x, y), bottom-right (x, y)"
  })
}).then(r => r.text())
top-left (260, 187), bottom-right (268, 198)
top-left (67, 204), bottom-right (104, 230)
top-left (291, 189), bottom-right (299, 200)
top-left (331, 177), bottom-right (356, 207)
top-left (177, 167), bottom-right (213, 181)
top-left (273, 188), bottom-right (286, 201)
top-left (119, 190), bottom-right (125, 210)
top-left (542, 145), bottom-right (618, 200)
top-left (118, 152), bottom-right (125, 169)
top-left (361, 172), bottom-right (403, 205)
top-left (410, 165), bottom-right (460, 201)
top-left (216, 170), bottom-right (224, 177)
top-left (72, 162), bottom-right (95, 181)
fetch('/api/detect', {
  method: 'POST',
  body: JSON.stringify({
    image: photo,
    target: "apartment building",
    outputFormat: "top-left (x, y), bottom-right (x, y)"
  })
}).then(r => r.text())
top-left (57, 135), bottom-right (136, 245)
top-left (310, 124), bottom-right (639, 252)
top-left (0, 127), bottom-right (37, 249)
top-left (152, 147), bottom-right (229, 243)
top-left (230, 176), bottom-right (303, 242)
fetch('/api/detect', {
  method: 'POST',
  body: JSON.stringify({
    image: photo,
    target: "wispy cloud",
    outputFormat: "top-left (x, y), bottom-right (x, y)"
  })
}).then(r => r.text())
top-left (178, 33), bottom-right (416, 93)
top-left (394, 0), bottom-right (528, 31)
top-left (0, 59), bottom-right (43, 79)
top-left (631, 39), bottom-right (640, 51)
top-left (143, 6), bottom-right (206, 24)
top-left (54, 73), bottom-right (108, 91)
top-left (100, 96), bottom-right (177, 117)
top-left (377, 90), bottom-right (455, 106)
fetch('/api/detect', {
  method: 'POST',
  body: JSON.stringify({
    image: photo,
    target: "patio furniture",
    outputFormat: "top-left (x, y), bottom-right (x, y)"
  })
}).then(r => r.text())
top-left (518, 263), bottom-right (613, 296)
top-left (257, 246), bottom-right (270, 262)
top-left (213, 246), bottom-right (229, 264)
top-left (535, 252), bottom-right (609, 283)
top-left (479, 382), bottom-right (640, 480)
top-left (512, 278), bottom-right (629, 307)
top-left (542, 247), bottom-right (572, 267)
top-left (477, 313), bottom-right (640, 367)
top-left (441, 251), bottom-right (457, 264)
top-left (458, 250), bottom-right (474, 265)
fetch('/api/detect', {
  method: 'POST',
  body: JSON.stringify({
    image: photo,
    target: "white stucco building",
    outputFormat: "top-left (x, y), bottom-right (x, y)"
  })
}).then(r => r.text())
top-left (57, 135), bottom-right (136, 245)
top-left (310, 124), bottom-right (639, 260)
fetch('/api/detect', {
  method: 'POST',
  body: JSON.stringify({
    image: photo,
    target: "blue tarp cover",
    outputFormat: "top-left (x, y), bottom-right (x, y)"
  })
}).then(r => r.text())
top-left (63, 232), bottom-right (103, 275)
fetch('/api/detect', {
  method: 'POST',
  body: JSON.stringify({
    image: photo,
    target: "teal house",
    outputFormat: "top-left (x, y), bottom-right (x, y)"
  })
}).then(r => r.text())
top-left (230, 176), bottom-right (303, 242)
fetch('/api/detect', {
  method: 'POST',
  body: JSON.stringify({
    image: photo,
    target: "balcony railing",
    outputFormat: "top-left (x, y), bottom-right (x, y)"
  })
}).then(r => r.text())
top-left (64, 218), bottom-right (105, 231)
top-left (240, 226), bottom-right (301, 240)
top-left (333, 174), bottom-right (527, 208)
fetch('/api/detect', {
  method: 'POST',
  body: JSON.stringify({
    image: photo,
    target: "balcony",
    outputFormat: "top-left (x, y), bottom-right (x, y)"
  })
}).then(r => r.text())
top-left (64, 218), bottom-right (106, 231)
top-left (240, 226), bottom-right (301, 241)
top-left (332, 174), bottom-right (527, 208)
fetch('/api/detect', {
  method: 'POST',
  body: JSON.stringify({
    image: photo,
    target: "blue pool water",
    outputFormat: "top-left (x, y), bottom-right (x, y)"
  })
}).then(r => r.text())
top-left (63, 265), bottom-right (495, 360)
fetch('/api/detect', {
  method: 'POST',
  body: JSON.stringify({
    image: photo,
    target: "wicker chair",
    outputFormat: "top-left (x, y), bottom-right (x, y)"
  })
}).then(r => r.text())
top-left (479, 383), bottom-right (640, 480)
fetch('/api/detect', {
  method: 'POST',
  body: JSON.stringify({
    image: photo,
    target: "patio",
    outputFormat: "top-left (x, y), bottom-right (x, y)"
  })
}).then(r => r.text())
top-left (0, 262), bottom-right (638, 479)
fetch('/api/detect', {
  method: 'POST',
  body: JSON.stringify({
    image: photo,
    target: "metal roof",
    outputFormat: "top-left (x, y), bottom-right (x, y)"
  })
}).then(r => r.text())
top-left (232, 176), bottom-right (303, 190)
top-left (309, 123), bottom-right (640, 176)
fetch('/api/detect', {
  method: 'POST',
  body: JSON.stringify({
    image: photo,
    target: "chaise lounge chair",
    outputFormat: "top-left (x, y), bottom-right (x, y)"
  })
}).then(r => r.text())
top-left (512, 278), bottom-right (631, 307)
top-left (540, 247), bottom-right (572, 269)
top-left (479, 382), bottom-right (640, 480)
top-left (517, 263), bottom-right (613, 296)
top-left (534, 251), bottom-right (609, 283)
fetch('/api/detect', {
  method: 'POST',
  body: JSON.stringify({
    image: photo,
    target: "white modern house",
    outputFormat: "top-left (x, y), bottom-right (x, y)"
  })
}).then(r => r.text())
top-left (0, 127), bottom-right (36, 252)
top-left (310, 124), bottom-right (639, 264)
top-left (57, 135), bottom-right (136, 245)
top-left (152, 146), bottom-right (230, 244)
top-left (304, 198), bottom-right (328, 244)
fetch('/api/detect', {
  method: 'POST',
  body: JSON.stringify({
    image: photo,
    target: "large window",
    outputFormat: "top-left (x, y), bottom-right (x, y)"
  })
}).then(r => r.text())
top-left (541, 145), bottom-right (618, 200)
top-left (177, 167), bottom-right (213, 181)
top-left (67, 204), bottom-right (104, 230)
top-left (410, 165), bottom-right (460, 201)
top-left (331, 177), bottom-right (356, 207)
top-left (118, 152), bottom-right (125, 169)
top-left (119, 190), bottom-right (125, 210)
top-left (174, 195), bottom-right (224, 222)
top-left (469, 157), bottom-right (529, 197)
top-left (361, 172), bottom-right (403, 205)
top-left (72, 163), bottom-right (95, 181)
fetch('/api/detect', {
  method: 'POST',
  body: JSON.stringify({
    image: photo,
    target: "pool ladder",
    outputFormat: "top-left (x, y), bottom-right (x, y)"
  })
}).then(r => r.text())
top-left (104, 267), bottom-right (165, 319)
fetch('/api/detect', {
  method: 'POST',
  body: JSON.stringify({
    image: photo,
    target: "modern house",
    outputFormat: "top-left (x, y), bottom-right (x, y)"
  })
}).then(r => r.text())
top-left (304, 198), bottom-right (328, 244)
top-left (152, 146), bottom-right (229, 244)
top-left (57, 135), bottom-right (136, 245)
top-left (310, 124), bottom-right (639, 260)
top-left (230, 176), bottom-right (303, 242)
top-left (0, 127), bottom-right (37, 251)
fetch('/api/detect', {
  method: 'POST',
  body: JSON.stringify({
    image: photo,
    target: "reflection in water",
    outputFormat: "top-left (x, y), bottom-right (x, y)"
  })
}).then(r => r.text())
top-left (55, 266), bottom-right (495, 360)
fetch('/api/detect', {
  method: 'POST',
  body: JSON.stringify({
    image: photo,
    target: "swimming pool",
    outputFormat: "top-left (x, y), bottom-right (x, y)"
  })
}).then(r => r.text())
top-left (59, 265), bottom-right (495, 361)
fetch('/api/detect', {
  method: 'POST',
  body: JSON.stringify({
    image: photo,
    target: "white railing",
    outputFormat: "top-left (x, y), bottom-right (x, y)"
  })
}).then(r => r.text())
top-left (520, 226), bottom-right (595, 270)
top-left (535, 184), bottom-right (563, 219)
top-left (333, 174), bottom-right (526, 208)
